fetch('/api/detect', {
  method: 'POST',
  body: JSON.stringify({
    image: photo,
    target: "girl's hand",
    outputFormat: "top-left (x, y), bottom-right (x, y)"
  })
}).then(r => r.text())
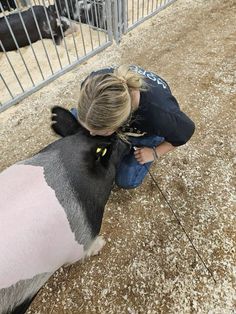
top-left (133, 147), bottom-right (155, 164)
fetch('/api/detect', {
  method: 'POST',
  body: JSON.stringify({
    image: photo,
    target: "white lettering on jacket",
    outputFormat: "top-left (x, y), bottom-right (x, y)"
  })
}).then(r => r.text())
top-left (129, 65), bottom-right (168, 89)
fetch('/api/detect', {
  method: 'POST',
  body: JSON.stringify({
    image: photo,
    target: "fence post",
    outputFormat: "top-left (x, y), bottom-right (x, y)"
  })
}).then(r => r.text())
top-left (122, 0), bottom-right (128, 34)
top-left (105, 0), bottom-right (113, 42)
top-left (111, 0), bottom-right (126, 44)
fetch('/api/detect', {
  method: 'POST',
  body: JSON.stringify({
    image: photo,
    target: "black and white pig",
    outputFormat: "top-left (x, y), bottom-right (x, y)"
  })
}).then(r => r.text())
top-left (0, 0), bottom-right (28, 12)
top-left (0, 0), bottom-right (16, 11)
top-left (55, 0), bottom-right (107, 29)
top-left (0, 5), bottom-right (70, 51)
top-left (0, 106), bottom-right (130, 314)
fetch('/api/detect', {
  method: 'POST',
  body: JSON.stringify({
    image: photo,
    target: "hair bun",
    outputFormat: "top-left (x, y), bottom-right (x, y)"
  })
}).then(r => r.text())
top-left (119, 77), bottom-right (127, 84)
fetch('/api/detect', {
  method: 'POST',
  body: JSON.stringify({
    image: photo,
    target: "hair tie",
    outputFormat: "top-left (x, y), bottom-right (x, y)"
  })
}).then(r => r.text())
top-left (119, 77), bottom-right (127, 85)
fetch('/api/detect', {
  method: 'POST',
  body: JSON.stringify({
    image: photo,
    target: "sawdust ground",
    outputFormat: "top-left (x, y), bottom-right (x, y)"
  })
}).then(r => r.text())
top-left (0, 0), bottom-right (235, 313)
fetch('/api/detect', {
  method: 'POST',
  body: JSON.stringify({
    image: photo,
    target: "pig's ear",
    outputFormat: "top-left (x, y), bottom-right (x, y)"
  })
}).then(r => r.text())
top-left (47, 5), bottom-right (56, 16)
top-left (51, 106), bottom-right (81, 137)
top-left (93, 142), bottom-right (113, 167)
top-left (95, 146), bottom-right (109, 159)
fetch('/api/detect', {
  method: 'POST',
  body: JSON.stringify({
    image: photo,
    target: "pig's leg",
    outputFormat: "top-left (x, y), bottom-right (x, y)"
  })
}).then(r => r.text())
top-left (85, 236), bottom-right (106, 258)
top-left (54, 34), bottom-right (62, 45)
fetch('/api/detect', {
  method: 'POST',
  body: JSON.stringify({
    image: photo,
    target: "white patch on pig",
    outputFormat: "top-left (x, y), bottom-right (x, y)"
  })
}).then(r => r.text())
top-left (60, 16), bottom-right (70, 27)
top-left (74, 1), bottom-right (81, 20)
top-left (42, 21), bottom-right (51, 34)
top-left (0, 164), bottom-right (84, 290)
top-left (84, 236), bottom-right (106, 258)
top-left (62, 7), bottom-right (67, 15)
top-left (64, 21), bottom-right (79, 36)
top-left (56, 18), bottom-right (61, 27)
top-left (74, 1), bottom-right (92, 21)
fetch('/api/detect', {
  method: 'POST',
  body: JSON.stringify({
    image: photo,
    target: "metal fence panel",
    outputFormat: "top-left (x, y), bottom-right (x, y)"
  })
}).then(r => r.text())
top-left (122, 0), bottom-right (177, 34)
top-left (0, 0), bottom-right (112, 112)
top-left (0, 0), bottom-right (176, 112)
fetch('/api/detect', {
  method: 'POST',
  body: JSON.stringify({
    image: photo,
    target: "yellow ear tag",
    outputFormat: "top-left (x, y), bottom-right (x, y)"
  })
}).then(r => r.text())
top-left (101, 148), bottom-right (107, 156)
top-left (96, 147), bottom-right (107, 157)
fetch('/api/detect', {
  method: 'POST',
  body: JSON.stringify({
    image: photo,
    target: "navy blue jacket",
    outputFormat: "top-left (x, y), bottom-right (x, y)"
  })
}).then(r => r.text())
top-left (82, 65), bottom-right (195, 146)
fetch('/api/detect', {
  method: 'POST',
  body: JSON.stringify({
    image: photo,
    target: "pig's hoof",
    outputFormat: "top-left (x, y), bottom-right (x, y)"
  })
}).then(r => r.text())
top-left (85, 236), bottom-right (106, 258)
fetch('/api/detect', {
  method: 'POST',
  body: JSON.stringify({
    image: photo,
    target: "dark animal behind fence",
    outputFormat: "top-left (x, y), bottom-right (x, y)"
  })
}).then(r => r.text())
top-left (55, 0), bottom-right (107, 29)
top-left (0, 0), bottom-right (28, 12)
top-left (0, 0), bottom-right (16, 11)
top-left (0, 106), bottom-right (130, 314)
top-left (0, 5), bottom-right (70, 51)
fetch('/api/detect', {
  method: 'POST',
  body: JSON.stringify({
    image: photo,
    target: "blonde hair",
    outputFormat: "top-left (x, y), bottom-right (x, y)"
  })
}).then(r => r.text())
top-left (77, 65), bottom-right (147, 132)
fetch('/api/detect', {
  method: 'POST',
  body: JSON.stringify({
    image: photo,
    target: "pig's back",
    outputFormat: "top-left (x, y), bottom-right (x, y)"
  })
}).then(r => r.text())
top-left (0, 164), bottom-right (84, 289)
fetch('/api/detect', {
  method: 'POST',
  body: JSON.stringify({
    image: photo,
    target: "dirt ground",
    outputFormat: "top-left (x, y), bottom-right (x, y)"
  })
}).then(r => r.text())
top-left (0, 0), bottom-right (235, 313)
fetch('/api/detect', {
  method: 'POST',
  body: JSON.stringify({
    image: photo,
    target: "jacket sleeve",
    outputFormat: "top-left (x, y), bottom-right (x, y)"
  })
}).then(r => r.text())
top-left (150, 95), bottom-right (195, 146)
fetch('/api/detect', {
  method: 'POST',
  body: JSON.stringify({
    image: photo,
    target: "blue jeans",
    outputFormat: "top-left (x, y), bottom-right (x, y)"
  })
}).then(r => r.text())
top-left (70, 108), bottom-right (164, 189)
top-left (115, 135), bottom-right (164, 189)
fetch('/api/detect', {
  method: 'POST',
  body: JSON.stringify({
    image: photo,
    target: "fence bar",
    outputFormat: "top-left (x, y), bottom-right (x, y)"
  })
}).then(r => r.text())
top-left (92, 0), bottom-right (101, 46)
top-left (131, 0), bottom-right (134, 24)
top-left (0, 73), bottom-right (14, 99)
top-left (105, 0), bottom-right (113, 42)
top-left (52, 0), bottom-right (74, 64)
top-left (0, 3), bottom-right (35, 87)
top-left (0, 42), bottom-right (112, 113)
top-left (142, 0), bottom-right (145, 18)
top-left (112, 0), bottom-right (119, 43)
top-left (84, 1), bottom-right (95, 51)
top-left (147, 0), bottom-right (150, 14)
top-left (124, 0), bottom-right (176, 33)
top-left (122, 0), bottom-right (128, 34)
top-left (13, 0), bottom-right (45, 81)
top-left (68, 0), bottom-right (87, 56)
top-left (28, 0), bottom-right (54, 75)
top-left (41, 0), bottom-right (66, 68)
top-left (0, 41), bottom-right (25, 93)
top-left (118, 0), bottom-right (123, 35)
top-left (137, 0), bottom-right (139, 20)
